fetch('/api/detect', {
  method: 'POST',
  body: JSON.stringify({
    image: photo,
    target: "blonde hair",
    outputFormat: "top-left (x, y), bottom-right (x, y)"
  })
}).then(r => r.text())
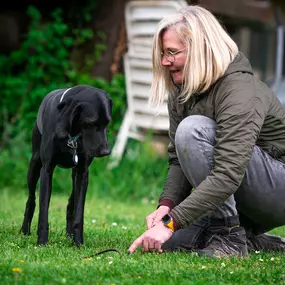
top-left (149, 5), bottom-right (238, 105)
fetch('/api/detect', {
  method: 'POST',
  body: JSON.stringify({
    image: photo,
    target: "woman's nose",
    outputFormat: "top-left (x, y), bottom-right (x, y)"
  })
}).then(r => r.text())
top-left (161, 56), bottom-right (172, 66)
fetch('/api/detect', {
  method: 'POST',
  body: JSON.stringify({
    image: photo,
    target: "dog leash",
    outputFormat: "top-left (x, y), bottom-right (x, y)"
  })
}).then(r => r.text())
top-left (82, 248), bottom-right (121, 259)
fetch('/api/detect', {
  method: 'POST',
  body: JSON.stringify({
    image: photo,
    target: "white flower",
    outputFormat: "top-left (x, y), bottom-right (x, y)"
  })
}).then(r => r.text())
top-left (221, 262), bottom-right (226, 267)
top-left (126, 148), bottom-right (139, 160)
top-left (255, 250), bottom-right (260, 254)
top-left (141, 198), bottom-right (148, 205)
top-left (259, 258), bottom-right (264, 262)
top-left (92, 219), bottom-right (96, 223)
top-left (270, 257), bottom-right (275, 261)
top-left (109, 261), bottom-right (113, 265)
top-left (201, 265), bottom-right (206, 269)
top-left (122, 226), bottom-right (127, 230)
top-left (112, 222), bottom-right (117, 227)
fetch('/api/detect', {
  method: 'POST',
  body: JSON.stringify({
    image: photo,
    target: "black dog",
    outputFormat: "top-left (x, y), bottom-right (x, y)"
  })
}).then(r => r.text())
top-left (20, 85), bottom-right (112, 247)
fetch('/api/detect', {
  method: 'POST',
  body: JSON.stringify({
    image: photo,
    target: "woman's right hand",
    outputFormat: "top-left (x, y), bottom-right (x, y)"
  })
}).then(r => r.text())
top-left (146, 205), bottom-right (170, 229)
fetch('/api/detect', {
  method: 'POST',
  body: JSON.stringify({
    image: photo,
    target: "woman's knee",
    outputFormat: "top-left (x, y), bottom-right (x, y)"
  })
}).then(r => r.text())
top-left (175, 115), bottom-right (216, 149)
top-left (174, 116), bottom-right (216, 187)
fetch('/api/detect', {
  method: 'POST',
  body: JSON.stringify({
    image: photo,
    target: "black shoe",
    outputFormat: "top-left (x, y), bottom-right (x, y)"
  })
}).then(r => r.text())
top-left (197, 227), bottom-right (248, 258)
top-left (247, 233), bottom-right (285, 252)
top-left (162, 215), bottom-right (240, 252)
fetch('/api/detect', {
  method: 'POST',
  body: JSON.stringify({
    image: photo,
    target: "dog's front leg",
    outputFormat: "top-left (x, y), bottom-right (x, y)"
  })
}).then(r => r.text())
top-left (72, 166), bottom-right (89, 247)
top-left (66, 172), bottom-right (75, 238)
top-left (21, 124), bottom-right (42, 235)
top-left (37, 166), bottom-right (54, 246)
top-left (21, 153), bottom-right (42, 235)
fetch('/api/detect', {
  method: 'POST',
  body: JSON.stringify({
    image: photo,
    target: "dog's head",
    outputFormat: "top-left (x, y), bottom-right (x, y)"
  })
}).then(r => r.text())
top-left (56, 86), bottom-right (112, 158)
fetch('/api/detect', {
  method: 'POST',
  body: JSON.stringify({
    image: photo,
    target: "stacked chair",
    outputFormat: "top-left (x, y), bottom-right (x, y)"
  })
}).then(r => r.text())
top-left (109, 0), bottom-right (187, 168)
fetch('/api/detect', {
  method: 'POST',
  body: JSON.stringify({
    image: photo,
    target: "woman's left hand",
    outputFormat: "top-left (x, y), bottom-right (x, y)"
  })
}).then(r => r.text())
top-left (128, 222), bottom-right (173, 254)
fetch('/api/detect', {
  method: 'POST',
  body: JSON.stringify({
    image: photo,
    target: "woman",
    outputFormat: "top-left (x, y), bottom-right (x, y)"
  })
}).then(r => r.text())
top-left (128, 5), bottom-right (285, 257)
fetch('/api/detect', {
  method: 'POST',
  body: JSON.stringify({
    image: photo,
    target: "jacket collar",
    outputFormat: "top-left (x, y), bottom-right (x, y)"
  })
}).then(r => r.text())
top-left (222, 52), bottom-right (254, 79)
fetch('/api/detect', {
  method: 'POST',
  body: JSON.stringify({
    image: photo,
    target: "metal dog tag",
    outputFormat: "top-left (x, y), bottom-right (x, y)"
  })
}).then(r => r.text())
top-left (73, 152), bottom-right (78, 165)
top-left (67, 134), bottom-right (79, 166)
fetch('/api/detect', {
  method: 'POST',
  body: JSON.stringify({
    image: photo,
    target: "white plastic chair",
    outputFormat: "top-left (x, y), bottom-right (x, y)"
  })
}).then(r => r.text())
top-left (108, 0), bottom-right (187, 168)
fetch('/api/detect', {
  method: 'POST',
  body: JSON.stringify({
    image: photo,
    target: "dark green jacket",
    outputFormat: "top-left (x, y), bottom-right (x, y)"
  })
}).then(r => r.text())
top-left (160, 52), bottom-right (285, 230)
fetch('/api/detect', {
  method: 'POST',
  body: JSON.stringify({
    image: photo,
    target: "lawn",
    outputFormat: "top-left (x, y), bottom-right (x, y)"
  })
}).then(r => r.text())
top-left (0, 188), bottom-right (284, 285)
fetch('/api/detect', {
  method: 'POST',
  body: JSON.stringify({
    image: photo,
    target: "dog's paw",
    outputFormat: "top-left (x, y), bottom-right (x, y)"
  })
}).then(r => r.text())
top-left (20, 225), bottom-right (31, 235)
top-left (37, 233), bottom-right (49, 246)
top-left (73, 241), bottom-right (83, 248)
top-left (72, 236), bottom-right (83, 248)
top-left (37, 239), bottom-right (48, 247)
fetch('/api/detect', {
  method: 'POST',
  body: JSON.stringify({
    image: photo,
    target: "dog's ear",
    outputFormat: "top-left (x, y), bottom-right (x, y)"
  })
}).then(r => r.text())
top-left (109, 97), bottom-right (113, 113)
top-left (56, 98), bottom-right (78, 139)
top-left (57, 101), bottom-right (66, 111)
top-left (69, 103), bottom-right (82, 128)
top-left (101, 93), bottom-right (112, 120)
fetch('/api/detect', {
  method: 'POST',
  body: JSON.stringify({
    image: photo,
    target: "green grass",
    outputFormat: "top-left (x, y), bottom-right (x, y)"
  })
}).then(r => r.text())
top-left (0, 189), bottom-right (285, 285)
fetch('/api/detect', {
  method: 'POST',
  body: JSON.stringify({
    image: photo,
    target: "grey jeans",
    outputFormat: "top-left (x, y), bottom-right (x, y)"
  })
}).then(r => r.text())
top-left (162, 115), bottom-right (285, 251)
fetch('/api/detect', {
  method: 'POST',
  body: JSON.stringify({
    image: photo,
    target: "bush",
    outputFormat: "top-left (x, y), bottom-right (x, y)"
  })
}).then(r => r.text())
top-left (0, 5), bottom-right (167, 202)
top-left (0, 6), bottom-right (126, 146)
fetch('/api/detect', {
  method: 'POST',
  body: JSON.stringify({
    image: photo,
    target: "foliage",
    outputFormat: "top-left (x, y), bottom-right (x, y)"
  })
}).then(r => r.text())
top-left (0, 5), bottom-right (126, 148)
top-left (0, 133), bottom-right (168, 202)
top-left (0, 7), bottom-right (73, 138)
top-left (0, 3), bottom-right (164, 203)
top-left (0, 5), bottom-right (129, 194)
top-left (0, 190), bottom-right (285, 285)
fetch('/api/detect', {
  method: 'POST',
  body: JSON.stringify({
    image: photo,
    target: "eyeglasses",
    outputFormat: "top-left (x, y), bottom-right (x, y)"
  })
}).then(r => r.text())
top-left (160, 49), bottom-right (185, 62)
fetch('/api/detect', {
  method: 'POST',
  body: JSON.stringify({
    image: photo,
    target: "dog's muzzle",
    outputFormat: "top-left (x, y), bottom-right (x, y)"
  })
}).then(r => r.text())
top-left (90, 146), bottom-right (111, 157)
